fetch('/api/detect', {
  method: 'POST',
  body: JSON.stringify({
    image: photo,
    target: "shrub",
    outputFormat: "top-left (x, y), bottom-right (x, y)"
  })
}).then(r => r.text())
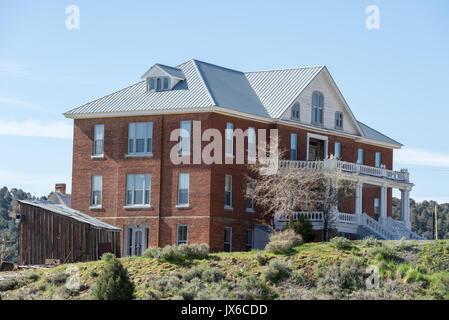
top-left (367, 246), bottom-right (400, 262)
top-left (291, 268), bottom-right (314, 288)
top-left (265, 230), bottom-right (303, 253)
top-left (101, 252), bottom-right (115, 262)
top-left (233, 275), bottom-right (277, 300)
top-left (202, 267), bottom-right (225, 283)
top-left (286, 215), bottom-right (315, 243)
top-left (255, 252), bottom-right (268, 266)
top-left (330, 237), bottom-right (353, 251)
top-left (154, 275), bottom-right (183, 293)
top-left (46, 271), bottom-right (69, 285)
top-left (143, 244), bottom-right (209, 261)
top-left (143, 247), bottom-right (161, 259)
top-left (263, 258), bottom-right (291, 283)
top-left (361, 237), bottom-right (382, 248)
top-left (317, 256), bottom-right (365, 298)
top-left (182, 266), bottom-right (204, 282)
top-left (91, 257), bottom-right (135, 300)
top-left (0, 278), bottom-right (18, 292)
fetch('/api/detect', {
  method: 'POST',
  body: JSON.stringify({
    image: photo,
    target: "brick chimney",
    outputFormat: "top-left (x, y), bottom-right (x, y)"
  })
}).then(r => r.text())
top-left (55, 183), bottom-right (66, 195)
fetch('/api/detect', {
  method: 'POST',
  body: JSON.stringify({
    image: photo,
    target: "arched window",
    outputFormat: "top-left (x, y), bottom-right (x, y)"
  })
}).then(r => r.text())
top-left (312, 92), bottom-right (324, 124)
top-left (291, 103), bottom-right (300, 120)
top-left (163, 77), bottom-right (169, 90)
top-left (335, 111), bottom-right (343, 129)
top-left (147, 78), bottom-right (155, 91)
top-left (156, 78), bottom-right (162, 91)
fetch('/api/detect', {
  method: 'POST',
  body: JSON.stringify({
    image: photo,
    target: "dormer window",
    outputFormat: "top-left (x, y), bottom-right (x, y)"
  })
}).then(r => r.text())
top-left (312, 92), bottom-right (324, 125)
top-left (291, 103), bottom-right (300, 120)
top-left (335, 112), bottom-right (343, 129)
top-left (142, 63), bottom-right (185, 92)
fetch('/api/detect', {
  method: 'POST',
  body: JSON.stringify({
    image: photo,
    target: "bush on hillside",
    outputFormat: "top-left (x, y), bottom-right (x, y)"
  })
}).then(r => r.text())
top-left (286, 215), bottom-right (315, 243)
top-left (143, 243), bottom-right (209, 261)
top-left (91, 257), bottom-right (135, 300)
top-left (265, 230), bottom-right (303, 253)
top-left (263, 258), bottom-right (291, 283)
top-left (330, 237), bottom-right (353, 250)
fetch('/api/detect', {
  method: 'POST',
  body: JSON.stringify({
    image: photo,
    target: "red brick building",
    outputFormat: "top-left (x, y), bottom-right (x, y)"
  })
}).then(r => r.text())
top-left (64, 60), bottom-right (423, 255)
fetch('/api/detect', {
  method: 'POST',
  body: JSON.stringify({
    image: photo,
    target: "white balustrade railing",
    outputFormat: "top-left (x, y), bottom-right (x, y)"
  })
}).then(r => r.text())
top-left (386, 217), bottom-right (426, 240)
top-left (359, 213), bottom-right (394, 240)
top-left (338, 212), bottom-right (358, 224)
top-left (279, 159), bottom-right (409, 183)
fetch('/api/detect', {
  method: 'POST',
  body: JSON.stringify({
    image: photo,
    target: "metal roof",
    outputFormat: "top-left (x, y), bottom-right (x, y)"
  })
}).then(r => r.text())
top-left (245, 66), bottom-right (324, 118)
top-left (154, 64), bottom-right (185, 79)
top-left (19, 200), bottom-right (121, 231)
top-left (357, 121), bottom-right (402, 146)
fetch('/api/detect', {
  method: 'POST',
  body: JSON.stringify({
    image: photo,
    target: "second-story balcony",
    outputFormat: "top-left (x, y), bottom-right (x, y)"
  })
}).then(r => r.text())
top-left (278, 159), bottom-right (410, 184)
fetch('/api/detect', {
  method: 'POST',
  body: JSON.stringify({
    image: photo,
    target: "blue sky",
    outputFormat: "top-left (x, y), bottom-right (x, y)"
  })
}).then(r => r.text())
top-left (0, 0), bottom-right (448, 202)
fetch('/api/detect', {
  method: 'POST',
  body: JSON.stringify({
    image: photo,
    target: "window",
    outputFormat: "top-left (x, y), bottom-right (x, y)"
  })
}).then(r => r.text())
top-left (126, 174), bottom-right (151, 206)
top-left (147, 78), bottom-right (155, 91)
top-left (91, 175), bottom-right (102, 207)
top-left (128, 122), bottom-right (153, 155)
top-left (357, 148), bottom-right (364, 164)
top-left (291, 103), bottom-right (300, 120)
top-left (246, 178), bottom-right (254, 211)
top-left (179, 121), bottom-right (191, 156)
top-left (246, 229), bottom-right (253, 251)
top-left (248, 127), bottom-right (256, 162)
top-left (163, 77), bottom-right (169, 90)
top-left (224, 227), bottom-right (232, 252)
top-left (334, 142), bottom-right (341, 160)
top-left (312, 92), bottom-right (324, 124)
top-left (335, 112), bottom-right (343, 129)
top-left (375, 152), bottom-right (382, 167)
top-left (156, 78), bottom-right (162, 91)
top-left (225, 123), bottom-right (234, 157)
top-left (374, 198), bottom-right (380, 220)
top-left (225, 175), bottom-right (232, 208)
top-left (177, 173), bottom-right (189, 206)
top-left (93, 124), bottom-right (104, 156)
top-left (290, 133), bottom-right (298, 160)
top-left (177, 225), bottom-right (188, 245)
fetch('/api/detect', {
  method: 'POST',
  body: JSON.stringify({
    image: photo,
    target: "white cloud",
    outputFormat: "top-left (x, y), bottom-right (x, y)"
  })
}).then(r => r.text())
top-left (0, 119), bottom-right (72, 139)
top-left (395, 147), bottom-right (449, 167)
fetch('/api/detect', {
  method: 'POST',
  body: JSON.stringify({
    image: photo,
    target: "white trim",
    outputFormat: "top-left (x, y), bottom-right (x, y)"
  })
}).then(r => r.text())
top-left (176, 224), bottom-right (188, 245)
top-left (306, 132), bottom-right (329, 161)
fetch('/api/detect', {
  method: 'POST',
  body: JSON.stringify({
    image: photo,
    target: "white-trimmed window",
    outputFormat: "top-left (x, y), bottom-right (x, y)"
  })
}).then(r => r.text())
top-left (225, 175), bottom-right (232, 208)
top-left (93, 124), bottom-right (104, 156)
top-left (126, 174), bottom-right (151, 206)
top-left (312, 92), bottom-right (324, 124)
top-left (179, 121), bottom-right (191, 156)
top-left (91, 175), bottom-right (102, 207)
top-left (225, 123), bottom-right (234, 157)
top-left (177, 225), bottom-right (188, 245)
top-left (246, 178), bottom-right (254, 211)
top-left (246, 229), bottom-right (253, 251)
top-left (177, 173), bottom-right (189, 206)
top-left (224, 227), bottom-right (232, 252)
top-left (147, 78), bottom-right (155, 91)
top-left (334, 142), bottom-right (341, 160)
top-left (248, 127), bottom-right (256, 162)
top-left (128, 122), bottom-right (153, 155)
top-left (291, 103), bottom-right (300, 120)
top-left (375, 152), bottom-right (382, 167)
top-left (335, 112), bottom-right (343, 129)
top-left (357, 148), bottom-right (364, 164)
top-left (290, 133), bottom-right (298, 161)
top-left (163, 77), bottom-right (169, 90)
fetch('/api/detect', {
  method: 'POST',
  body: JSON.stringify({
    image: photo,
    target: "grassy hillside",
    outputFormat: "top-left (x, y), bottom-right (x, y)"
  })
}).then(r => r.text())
top-left (1, 239), bottom-right (448, 300)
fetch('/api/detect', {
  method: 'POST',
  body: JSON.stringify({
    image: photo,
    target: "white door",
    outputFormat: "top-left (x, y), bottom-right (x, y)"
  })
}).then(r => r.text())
top-left (128, 226), bottom-right (147, 256)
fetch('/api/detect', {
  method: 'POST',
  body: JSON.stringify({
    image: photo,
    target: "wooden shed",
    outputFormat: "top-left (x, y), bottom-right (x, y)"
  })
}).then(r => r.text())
top-left (18, 200), bottom-right (121, 265)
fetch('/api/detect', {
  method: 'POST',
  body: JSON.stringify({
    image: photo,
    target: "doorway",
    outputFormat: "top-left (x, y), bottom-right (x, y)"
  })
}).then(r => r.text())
top-left (308, 138), bottom-right (325, 160)
top-left (125, 225), bottom-right (149, 256)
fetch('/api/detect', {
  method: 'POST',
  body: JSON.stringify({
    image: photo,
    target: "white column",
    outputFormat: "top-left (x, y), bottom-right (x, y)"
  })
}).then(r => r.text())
top-left (380, 185), bottom-right (387, 223)
top-left (355, 182), bottom-right (363, 215)
top-left (401, 189), bottom-right (411, 229)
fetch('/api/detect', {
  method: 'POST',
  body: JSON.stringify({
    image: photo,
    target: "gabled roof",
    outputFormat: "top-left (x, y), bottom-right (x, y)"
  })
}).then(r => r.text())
top-left (357, 121), bottom-right (402, 146)
top-left (49, 191), bottom-right (71, 208)
top-left (245, 66), bottom-right (324, 118)
top-left (19, 200), bottom-right (120, 231)
top-left (141, 63), bottom-right (185, 80)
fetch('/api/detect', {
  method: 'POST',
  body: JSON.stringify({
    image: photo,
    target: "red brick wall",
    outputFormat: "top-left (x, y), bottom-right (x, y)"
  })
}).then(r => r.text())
top-left (71, 112), bottom-right (395, 253)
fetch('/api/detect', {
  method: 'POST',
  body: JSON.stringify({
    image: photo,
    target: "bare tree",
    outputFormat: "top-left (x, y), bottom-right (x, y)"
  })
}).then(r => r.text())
top-left (248, 136), bottom-right (354, 241)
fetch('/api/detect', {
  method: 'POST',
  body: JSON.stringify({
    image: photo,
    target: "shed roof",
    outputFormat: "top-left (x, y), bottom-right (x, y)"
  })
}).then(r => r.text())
top-left (19, 200), bottom-right (120, 231)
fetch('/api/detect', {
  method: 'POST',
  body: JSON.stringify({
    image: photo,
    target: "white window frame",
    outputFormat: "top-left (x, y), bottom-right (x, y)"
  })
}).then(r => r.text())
top-left (177, 173), bottom-right (190, 207)
top-left (246, 178), bottom-right (254, 212)
top-left (93, 124), bottom-right (104, 157)
top-left (125, 174), bottom-right (151, 207)
top-left (176, 225), bottom-right (188, 245)
top-left (306, 133), bottom-right (329, 161)
top-left (91, 175), bottom-right (102, 208)
top-left (357, 148), bottom-right (364, 164)
top-left (290, 133), bottom-right (298, 161)
top-left (312, 92), bottom-right (324, 125)
top-left (334, 142), bottom-right (341, 160)
top-left (225, 122), bottom-right (234, 158)
top-left (179, 120), bottom-right (191, 156)
top-left (291, 103), bottom-right (300, 120)
top-left (224, 227), bottom-right (232, 252)
top-left (247, 127), bottom-right (256, 162)
top-left (375, 152), bottom-right (381, 168)
top-left (224, 175), bottom-right (232, 209)
top-left (127, 122), bottom-right (153, 156)
top-left (335, 112), bottom-right (343, 129)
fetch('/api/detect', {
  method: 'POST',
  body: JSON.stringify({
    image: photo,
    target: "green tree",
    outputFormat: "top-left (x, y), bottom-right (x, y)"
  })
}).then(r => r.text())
top-left (92, 257), bottom-right (135, 300)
